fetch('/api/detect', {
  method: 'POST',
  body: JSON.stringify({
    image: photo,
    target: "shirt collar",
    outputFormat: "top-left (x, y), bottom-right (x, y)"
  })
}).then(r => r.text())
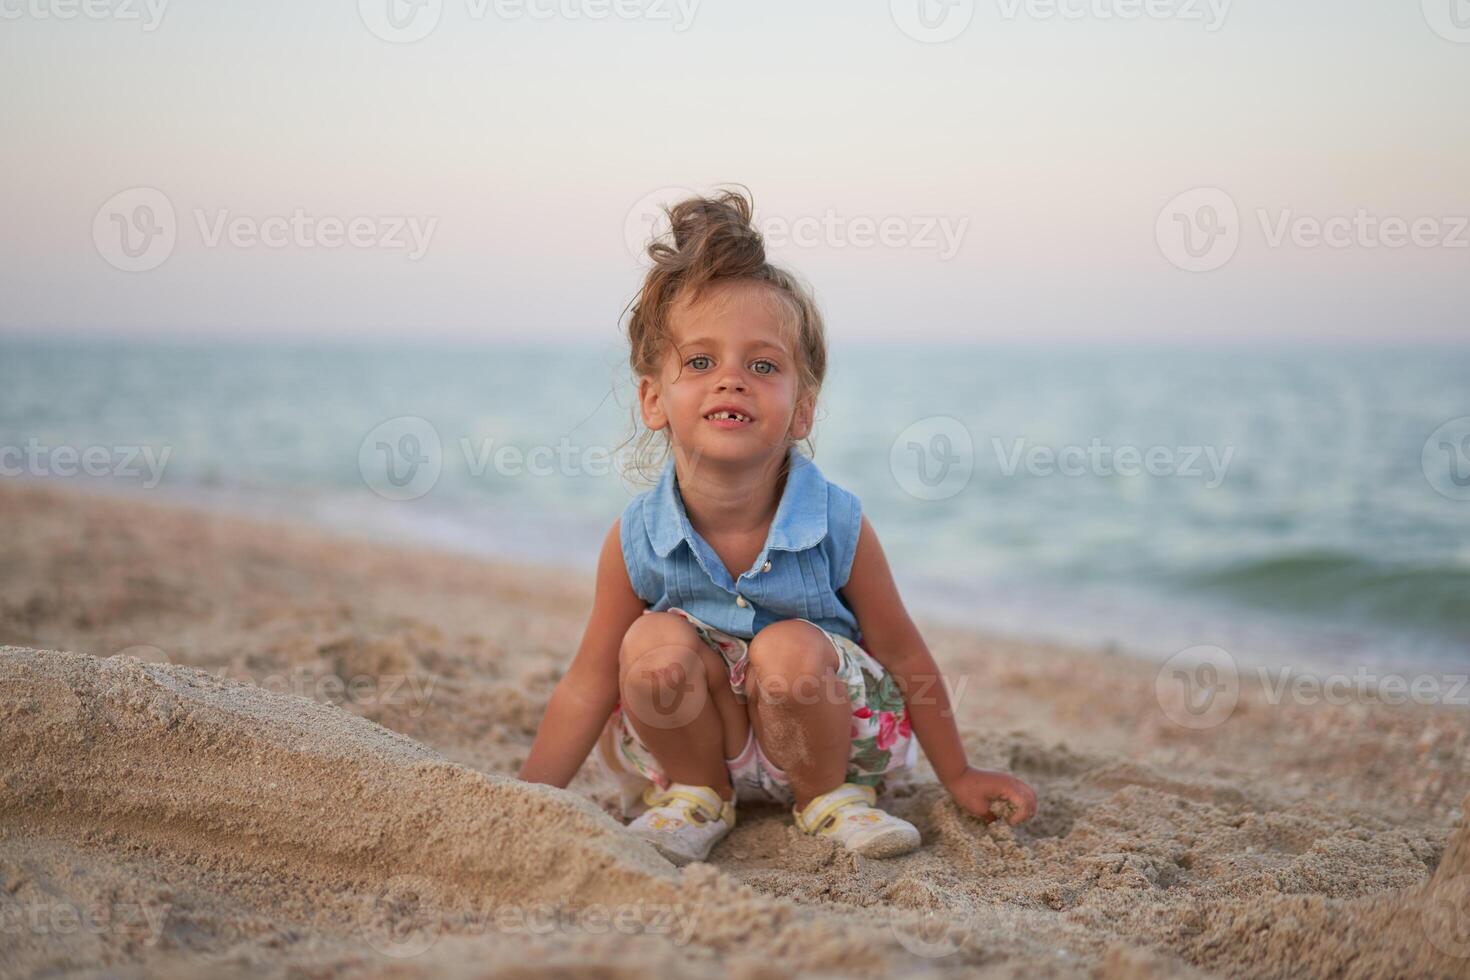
top-left (648, 445), bottom-right (830, 559)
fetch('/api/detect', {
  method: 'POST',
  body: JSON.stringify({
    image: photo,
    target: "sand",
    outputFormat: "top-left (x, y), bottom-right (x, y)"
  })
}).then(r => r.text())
top-left (1, 479), bottom-right (1467, 978)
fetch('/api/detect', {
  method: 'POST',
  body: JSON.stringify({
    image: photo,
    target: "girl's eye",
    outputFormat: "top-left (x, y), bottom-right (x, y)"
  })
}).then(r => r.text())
top-left (688, 355), bottom-right (712, 370)
top-left (752, 359), bottom-right (777, 375)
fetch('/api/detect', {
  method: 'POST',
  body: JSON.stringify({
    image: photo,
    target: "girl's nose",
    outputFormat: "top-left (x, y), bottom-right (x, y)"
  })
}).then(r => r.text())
top-left (715, 373), bottom-right (748, 393)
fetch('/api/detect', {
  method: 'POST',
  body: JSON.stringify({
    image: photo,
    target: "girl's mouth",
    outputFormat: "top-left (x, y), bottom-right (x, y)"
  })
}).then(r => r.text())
top-left (704, 410), bottom-right (754, 430)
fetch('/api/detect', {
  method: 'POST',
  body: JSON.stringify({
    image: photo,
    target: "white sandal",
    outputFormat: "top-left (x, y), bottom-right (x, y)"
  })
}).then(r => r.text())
top-left (793, 782), bottom-right (920, 858)
top-left (626, 783), bottom-right (736, 865)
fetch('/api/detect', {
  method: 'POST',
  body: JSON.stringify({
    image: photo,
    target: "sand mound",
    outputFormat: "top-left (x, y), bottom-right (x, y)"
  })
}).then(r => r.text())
top-left (0, 646), bottom-right (677, 905)
top-left (1180, 796), bottom-right (1470, 980)
top-left (0, 648), bottom-right (901, 977)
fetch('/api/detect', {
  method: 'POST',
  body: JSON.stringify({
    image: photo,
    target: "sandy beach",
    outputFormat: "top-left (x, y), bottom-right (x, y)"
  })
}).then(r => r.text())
top-left (1, 479), bottom-right (1467, 979)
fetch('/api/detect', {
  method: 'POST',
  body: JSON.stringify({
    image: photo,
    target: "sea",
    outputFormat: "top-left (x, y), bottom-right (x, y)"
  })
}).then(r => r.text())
top-left (2, 337), bottom-right (1467, 674)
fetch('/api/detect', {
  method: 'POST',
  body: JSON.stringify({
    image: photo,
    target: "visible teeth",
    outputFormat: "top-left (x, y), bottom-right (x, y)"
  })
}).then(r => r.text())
top-left (706, 411), bottom-right (750, 422)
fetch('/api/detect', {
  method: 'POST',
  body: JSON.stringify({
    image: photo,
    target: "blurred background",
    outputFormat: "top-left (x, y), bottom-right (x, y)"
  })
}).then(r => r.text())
top-left (2, 0), bottom-right (1467, 669)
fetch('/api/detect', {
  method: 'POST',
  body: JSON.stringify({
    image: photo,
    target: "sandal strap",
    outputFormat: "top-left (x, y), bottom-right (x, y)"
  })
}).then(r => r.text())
top-left (794, 783), bottom-right (877, 833)
top-left (642, 784), bottom-right (735, 827)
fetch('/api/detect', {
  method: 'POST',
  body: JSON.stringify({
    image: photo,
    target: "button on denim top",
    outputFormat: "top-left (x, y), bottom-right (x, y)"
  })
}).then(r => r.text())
top-left (620, 446), bottom-right (864, 644)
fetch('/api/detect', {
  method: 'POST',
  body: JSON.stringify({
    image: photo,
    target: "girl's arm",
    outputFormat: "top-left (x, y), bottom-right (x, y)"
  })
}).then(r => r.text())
top-left (840, 515), bottom-right (1037, 825)
top-left (516, 519), bottom-right (647, 788)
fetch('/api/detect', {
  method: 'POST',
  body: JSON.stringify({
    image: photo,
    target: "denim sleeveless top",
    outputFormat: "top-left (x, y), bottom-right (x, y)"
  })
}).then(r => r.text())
top-left (620, 446), bottom-right (864, 643)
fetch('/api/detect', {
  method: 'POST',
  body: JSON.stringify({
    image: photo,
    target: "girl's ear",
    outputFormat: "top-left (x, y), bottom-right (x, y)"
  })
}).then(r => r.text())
top-left (638, 374), bottom-right (668, 432)
top-left (789, 390), bottom-right (815, 442)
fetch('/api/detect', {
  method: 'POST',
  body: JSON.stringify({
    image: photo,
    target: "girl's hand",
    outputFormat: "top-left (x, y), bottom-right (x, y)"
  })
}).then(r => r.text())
top-left (945, 767), bottom-right (1037, 826)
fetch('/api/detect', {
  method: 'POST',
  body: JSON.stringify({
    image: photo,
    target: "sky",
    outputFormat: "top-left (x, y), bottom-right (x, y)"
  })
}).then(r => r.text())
top-left (1, 0), bottom-right (1467, 344)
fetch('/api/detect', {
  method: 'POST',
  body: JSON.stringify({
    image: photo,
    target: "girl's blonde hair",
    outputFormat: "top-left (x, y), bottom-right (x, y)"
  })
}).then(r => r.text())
top-left (619, 187), bottom-right (828, 485)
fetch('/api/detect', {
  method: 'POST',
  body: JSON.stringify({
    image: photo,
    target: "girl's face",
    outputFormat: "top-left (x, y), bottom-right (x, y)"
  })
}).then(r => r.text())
top-left (638, 279), bottom-right (813, 469)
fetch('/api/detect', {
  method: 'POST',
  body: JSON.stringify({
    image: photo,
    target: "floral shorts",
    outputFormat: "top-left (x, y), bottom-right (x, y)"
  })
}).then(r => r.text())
top-left (597, 606), bottom-right (917, 814)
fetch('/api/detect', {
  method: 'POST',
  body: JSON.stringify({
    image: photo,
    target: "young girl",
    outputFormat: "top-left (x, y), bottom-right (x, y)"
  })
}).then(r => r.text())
top-left (517, 189), bottom-right (1036, 865)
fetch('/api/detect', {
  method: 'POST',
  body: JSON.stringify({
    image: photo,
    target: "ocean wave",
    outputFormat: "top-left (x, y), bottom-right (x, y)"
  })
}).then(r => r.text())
top-left (1180, 550), bottom-right (1470, 640)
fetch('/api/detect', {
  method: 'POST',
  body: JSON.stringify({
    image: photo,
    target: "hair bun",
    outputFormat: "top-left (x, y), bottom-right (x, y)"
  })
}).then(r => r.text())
top-left (650, 188), bottom-right (766, 279)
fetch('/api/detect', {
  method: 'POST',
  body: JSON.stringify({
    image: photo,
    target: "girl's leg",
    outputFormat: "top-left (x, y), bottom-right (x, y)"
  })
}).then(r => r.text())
top-left (619, 612), bottom-right (750, 801)
top-left (744, 620), bottom-right (851, 810)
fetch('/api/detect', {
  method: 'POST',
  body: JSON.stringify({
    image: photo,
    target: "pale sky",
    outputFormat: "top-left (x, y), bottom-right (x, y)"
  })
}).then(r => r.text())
top-left (2, 0), bottom-right (1467, 343)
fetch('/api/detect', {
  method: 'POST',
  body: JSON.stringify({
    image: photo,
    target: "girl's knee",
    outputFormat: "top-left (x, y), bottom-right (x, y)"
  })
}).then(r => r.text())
top-left (620, 641), bottom-right (704, 693)
top-left (747, 620), bottom-right (839, 681)
top-left (619, 611), bottom-right (701, 671)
